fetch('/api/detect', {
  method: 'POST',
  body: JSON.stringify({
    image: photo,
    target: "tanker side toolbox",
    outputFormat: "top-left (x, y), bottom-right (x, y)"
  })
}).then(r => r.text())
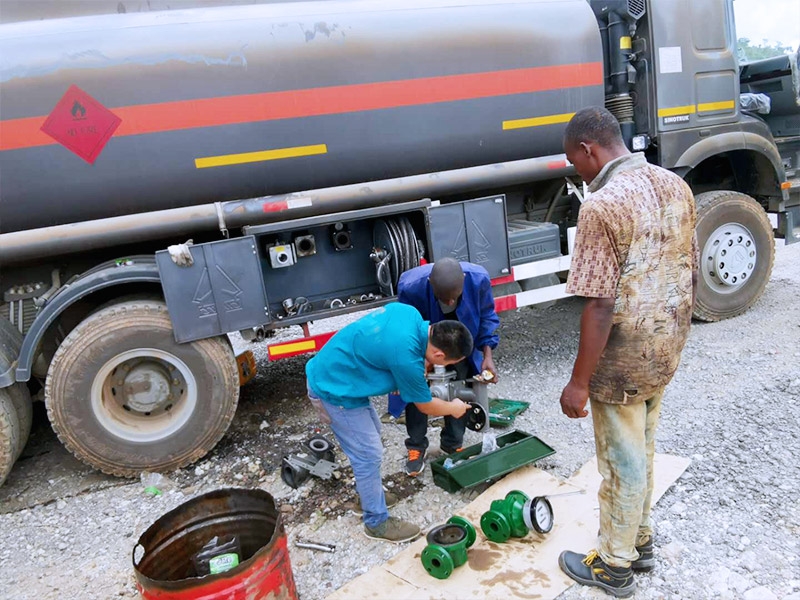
top-left (156, 236), bottom-right (269, 343)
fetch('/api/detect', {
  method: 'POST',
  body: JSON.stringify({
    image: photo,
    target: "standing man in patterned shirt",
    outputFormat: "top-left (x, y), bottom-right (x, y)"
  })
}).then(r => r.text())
top-left (557, 107), bottom-right (697, 598)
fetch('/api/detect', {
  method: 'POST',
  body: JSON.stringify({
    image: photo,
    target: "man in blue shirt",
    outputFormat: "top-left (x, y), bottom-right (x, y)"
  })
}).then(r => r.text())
top-left (396, 258), bottom-right (500, 476)
top-left (306, 303), bottom-right (472, 543)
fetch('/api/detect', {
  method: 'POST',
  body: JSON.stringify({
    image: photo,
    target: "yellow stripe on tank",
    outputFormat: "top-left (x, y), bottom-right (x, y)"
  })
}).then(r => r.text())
top-left (502, 112), bottom-right (576, 130)
top-left (195, 144), bottom-right (328, 169)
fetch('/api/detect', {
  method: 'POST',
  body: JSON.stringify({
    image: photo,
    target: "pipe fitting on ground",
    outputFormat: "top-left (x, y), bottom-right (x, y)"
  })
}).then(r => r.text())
top-left (420, 516), bottom-right (476, 579)
top-left (280, 435), bottom-right (338, 489)
top-left (480, 490), bottom-right (554, 543)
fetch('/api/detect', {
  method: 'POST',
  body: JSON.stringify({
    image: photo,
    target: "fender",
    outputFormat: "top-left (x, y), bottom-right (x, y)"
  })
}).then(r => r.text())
top-left (674, 122), bottom-right (788, 200)
top-left (13, 257), bottom-right (161, 383)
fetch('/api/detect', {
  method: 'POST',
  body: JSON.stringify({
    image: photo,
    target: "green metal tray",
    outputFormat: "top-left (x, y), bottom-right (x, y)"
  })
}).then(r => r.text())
top-left (488, 398), bottom-right (531, 427)
top-left (431, 430), bottom-right (555, 493)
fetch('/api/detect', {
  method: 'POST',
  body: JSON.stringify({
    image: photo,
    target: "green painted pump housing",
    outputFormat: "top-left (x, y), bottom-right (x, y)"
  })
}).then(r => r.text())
top-left (480, 490), bottom-right (553, 543)
top-left (420, 516), bottom-right (476, 579)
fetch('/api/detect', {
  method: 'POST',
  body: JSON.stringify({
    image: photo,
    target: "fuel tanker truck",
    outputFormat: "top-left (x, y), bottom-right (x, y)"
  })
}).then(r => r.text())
top-left (1, 0), bottom-right (798, 484)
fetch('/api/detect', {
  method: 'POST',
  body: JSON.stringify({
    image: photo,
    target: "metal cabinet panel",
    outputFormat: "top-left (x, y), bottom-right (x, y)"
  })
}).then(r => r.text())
top-left (157, 236), bottom-right (269, 343)
top-left (429, 195), bottom-right (510, 278)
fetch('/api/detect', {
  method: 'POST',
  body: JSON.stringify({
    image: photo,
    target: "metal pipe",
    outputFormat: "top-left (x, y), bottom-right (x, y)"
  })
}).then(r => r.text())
top-left (294, 541), bottom-right (336, 553)
top-left (0, 154), bottom-right (574, 265)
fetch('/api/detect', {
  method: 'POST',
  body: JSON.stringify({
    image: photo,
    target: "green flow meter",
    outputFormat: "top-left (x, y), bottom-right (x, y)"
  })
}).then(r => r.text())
top-left (420, 516), bottom-right (477, 579)
top-left (480, 490), bottom-right (554, 543)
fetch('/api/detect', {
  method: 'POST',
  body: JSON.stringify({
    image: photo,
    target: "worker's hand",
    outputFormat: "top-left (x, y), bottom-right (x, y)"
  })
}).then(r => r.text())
top-left (448, 398), bottom-right (470, 418)
top-left (480, 355), bottom-right (498, 383)
top-left (560, 380), bottom-right (589, 418)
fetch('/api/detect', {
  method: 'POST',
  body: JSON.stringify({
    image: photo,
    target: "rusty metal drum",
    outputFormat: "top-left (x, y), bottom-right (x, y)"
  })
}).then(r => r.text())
top-left (133, 488), bottom-right (298, 600)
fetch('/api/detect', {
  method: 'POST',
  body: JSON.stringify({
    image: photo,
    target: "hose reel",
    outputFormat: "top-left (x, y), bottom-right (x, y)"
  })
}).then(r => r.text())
top-left (371, 216), bottom-right (423, 296)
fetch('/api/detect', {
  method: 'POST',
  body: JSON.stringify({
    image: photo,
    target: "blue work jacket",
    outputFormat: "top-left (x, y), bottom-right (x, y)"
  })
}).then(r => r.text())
top-left (397, 262), bottom-right (500, 375)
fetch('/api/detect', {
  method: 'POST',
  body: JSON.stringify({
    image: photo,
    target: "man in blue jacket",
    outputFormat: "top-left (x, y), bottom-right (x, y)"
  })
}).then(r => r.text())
top-left (396, 257), bottom-right (500, 476)
top-left (306, 303), bottom-right (473, 543)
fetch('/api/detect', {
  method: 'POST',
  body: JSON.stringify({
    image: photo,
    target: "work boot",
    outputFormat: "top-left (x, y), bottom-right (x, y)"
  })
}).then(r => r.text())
top-left (631, 537), bottom-right (655, 572)
top-left (558, 550), bottom-right (636, 598)
top-left (349, 491), bottom-right (399, 516)
top-left (364, 517), bottom-right (421, 543)
top-left (405, 448), bottom-right (426, 477)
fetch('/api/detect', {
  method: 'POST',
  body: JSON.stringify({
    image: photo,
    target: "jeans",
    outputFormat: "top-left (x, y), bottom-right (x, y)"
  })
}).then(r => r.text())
top-left (404, 360), bottom-right (471, 452)
top-left (591, 389), bottom-right (664, 567)
top-left (307, 383), bottom-right (388, 529)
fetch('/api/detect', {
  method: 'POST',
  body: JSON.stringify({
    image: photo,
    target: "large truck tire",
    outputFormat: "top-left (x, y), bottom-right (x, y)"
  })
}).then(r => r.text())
top-left (7, 382), bottom-right (32, 460)
top-left (45, 300), bottom-right (239, 477)
top-left (0, 387), bottom-right (22, 486)
top-left (693, 191), bottom-right (775, 322)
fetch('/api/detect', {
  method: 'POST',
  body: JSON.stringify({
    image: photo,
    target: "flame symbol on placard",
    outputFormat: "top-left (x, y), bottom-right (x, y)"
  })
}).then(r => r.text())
top-left (71, 101), bottom-right (86, 119)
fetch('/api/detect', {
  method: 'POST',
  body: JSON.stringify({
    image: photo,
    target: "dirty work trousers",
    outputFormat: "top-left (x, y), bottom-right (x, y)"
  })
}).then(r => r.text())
top-left (307, 384), bottom-right (388, 529)
top-left (404, 359), bottom-right (471, 452)
top-left (591, 388), bottom-right (664, 568)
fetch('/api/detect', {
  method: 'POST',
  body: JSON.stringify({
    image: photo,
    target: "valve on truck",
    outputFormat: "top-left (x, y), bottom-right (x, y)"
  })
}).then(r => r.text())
top-left (480, 490), bottom-right (554, 543)
top-left (426, 365), bottom-right (489, 432)
top-left (420, 516), bottom-right (477, 579)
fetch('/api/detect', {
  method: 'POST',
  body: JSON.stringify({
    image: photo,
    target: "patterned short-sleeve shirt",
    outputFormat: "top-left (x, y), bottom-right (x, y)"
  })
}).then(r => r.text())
top-left (566, 153), bottom-right (697, 404)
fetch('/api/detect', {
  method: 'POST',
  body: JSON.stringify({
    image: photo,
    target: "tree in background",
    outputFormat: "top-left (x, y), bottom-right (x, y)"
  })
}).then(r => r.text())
top-left (738, 37), bottom-right (797, 62)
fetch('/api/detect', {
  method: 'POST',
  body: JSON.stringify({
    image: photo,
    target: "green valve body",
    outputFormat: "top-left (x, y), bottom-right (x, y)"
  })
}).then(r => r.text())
top-left (420, 516), bottom-right (476, 579)
top-left (480, 490), bottom-right (533, 543)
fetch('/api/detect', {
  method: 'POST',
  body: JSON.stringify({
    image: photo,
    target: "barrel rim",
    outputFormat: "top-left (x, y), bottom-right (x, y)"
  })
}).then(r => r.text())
top-left (132, 486), bottom-right (283, 586)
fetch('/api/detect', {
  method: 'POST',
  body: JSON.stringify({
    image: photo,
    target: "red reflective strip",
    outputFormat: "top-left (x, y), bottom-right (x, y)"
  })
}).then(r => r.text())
top-left (494, 294), bottom-right (518, 313)
top-left (267, 330), bottom-right (337, 361)
top-left (262, 200), bottom-right (289, 213)
top-left (0, 62), bottom-right (602, 151)
top-left (491, 274), bottom-right (515, 286)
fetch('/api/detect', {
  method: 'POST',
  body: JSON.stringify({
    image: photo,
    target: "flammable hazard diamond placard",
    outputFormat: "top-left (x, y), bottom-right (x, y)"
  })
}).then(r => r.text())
top-left (40, 85), bottom-right (122, 164)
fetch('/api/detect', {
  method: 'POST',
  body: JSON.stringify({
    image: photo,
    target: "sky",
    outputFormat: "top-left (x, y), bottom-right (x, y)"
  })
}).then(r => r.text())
top-left (733, 0), bottom-right (800, 49)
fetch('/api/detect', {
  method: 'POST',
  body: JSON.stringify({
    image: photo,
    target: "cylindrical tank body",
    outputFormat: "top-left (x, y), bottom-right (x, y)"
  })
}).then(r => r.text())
top-left (0, 0), bottom-right (603, 234)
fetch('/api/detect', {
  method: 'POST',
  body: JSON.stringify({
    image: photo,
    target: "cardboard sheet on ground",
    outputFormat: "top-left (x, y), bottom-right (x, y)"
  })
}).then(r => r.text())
top-left (328, 453), bottom-right (690, 600)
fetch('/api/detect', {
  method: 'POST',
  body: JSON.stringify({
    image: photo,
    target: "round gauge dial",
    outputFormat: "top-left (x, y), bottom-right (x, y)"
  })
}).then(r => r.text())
top-left (530, 496), bottom-right (554, 533)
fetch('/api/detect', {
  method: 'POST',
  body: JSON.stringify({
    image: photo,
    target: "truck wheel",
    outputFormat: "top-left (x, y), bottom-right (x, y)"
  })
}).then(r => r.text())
top-left (45, 301), bottom-right (239, 477)
top-left (6, 382), bottom-right (32, 459)
top-left (0, 388), bottom-right (22, 486)
top-left (693, 191), bottom-right (775, 322)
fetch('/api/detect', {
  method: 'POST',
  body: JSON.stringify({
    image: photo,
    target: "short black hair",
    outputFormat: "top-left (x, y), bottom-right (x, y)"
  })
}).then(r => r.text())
top-left (430, 257), bottom-right (464, 299)
top-left (564, 107), bottom-right (625, 150)
top-left (430, 321), bottom-right (473, 360)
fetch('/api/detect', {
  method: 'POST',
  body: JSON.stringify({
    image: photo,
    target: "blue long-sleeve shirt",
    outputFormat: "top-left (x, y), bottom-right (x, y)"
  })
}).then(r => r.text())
top-left (397, 262), bottom-right (500, 375)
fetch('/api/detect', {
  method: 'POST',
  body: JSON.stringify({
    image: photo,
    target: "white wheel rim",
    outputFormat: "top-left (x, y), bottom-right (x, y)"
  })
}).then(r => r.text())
top-left (701, 223), bottom-right (757, 294)
top-left (90, 349), bottom-right (197, 443)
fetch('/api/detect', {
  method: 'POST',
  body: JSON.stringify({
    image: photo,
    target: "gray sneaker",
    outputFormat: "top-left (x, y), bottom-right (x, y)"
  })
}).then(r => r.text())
top-left (364, 516), bottom-right (421, 543)
top-left (349, 491), bottom-right (399, 516)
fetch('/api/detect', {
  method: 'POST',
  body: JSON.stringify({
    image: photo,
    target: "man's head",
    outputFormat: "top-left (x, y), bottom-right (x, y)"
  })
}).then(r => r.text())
top-left (563, 107), bottom-right (629, 184)
top-left (430, 257), bottom-right (465, 315)
top-left (426, 321), bottom-right (473, 367)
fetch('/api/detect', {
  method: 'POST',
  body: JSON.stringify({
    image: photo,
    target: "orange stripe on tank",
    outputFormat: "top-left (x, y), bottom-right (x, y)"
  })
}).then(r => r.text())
top-left (0, 62), bottom-right (603, 152)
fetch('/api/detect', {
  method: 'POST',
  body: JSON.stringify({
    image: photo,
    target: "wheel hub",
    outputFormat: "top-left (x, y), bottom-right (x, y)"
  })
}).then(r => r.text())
top-left (118, 363), bottom-right (173, 414)
top-left (701, 223), bottom-right (757, 293)
top-left (92, 349), bottom-right (197, 443)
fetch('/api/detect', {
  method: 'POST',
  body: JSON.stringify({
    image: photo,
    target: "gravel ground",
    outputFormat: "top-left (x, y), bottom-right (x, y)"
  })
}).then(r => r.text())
top-left (0, 240), bottom-right (798, 600)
